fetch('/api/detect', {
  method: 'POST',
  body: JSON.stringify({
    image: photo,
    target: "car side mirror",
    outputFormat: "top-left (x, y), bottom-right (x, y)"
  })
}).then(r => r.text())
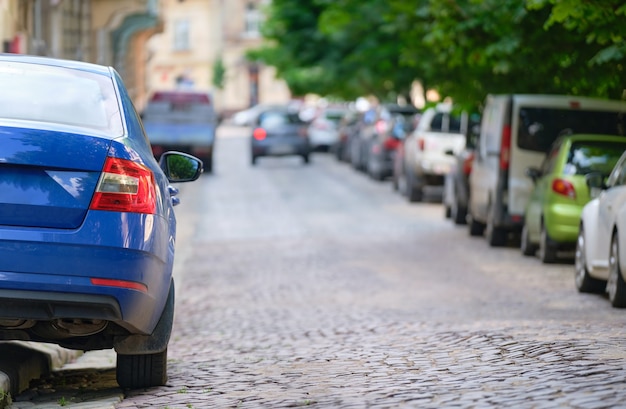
top-left (159, 151), bottom-right (204, 182)
top-left (525, 167), bottom-right (541, 182)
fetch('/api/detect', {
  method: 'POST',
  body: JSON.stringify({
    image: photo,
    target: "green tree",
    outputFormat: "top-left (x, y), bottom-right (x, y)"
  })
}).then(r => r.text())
top-left (212, 56), bottom-right (226, 90)
top-left (249, 0), bottom-right (625, 109)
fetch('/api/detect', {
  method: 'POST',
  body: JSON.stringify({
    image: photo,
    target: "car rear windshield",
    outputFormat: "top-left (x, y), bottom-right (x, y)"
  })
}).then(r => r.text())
top-left (564, 140), bottom-right (626, 176)
top-left (259, 110), bottom-right (303, 127)
top-left (0, 61), bottom-right (123, 135)
top-left (430, 112), bottom-right (464, 133)
top-left (518, 107), bottom-right (626, 152)
top-left (142, 92), bottom-right (215, 124)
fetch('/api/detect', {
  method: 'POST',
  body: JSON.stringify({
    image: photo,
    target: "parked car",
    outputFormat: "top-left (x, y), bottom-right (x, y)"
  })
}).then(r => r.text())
top-left (521, 134), bottom-right (626, 263)
top-left (468, 94), bottom-right (626, 247)
top-left (395, 103), bottom-right (469, 202)
top-left (307, 106), bottom-right (349, 151)
top-left (575, 151), bottom-right (626, 307)
top-left (350, 104), bottom-right (419, 174)
top-left (141, 89), bottom-right (218, 173)
top-left (250, 107), bottom-right (311, 165)
top-left (0, 54), bottom-right (203, 389)
top-left (332, 109), bottom-right (362, 162)
top-left (366, 111), bottom-right (418, 181)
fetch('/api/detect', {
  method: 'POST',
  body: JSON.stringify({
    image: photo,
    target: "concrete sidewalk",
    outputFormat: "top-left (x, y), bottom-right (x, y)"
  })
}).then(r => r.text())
top-left (0, 342), bottom-right (82, 408)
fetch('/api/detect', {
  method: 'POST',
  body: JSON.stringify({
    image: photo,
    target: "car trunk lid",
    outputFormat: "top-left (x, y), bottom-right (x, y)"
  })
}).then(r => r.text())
top-left (0, 125), bottom-right (110, 229)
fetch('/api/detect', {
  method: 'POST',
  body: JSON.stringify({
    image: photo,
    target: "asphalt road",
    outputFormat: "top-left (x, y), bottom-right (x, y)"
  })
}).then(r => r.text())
top-left (7, 125), bottom-right (626, 408)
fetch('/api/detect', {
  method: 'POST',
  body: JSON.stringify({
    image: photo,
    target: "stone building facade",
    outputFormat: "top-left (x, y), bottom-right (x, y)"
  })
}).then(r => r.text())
top-left (146, 0), bottom-right (291, 116)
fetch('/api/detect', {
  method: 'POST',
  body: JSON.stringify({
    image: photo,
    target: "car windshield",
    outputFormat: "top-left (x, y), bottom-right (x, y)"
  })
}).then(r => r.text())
top-left (564, 140), bottom-right (626, 176)
top-left (259, 110), bottom-right (303, 127)
top-left (518, 107), bottom-right (626, 152)
top-left (0, 61), bottom-right (123, 134)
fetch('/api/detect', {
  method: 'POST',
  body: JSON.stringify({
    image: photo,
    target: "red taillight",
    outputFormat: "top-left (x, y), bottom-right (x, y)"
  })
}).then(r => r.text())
top-left (417, 138), bottom-right (425, 150)
top-left (552, 178), bottom-right (576, 199)
top-left (383, 137), bottom-right (400, 151)
top-left (375, 120), bottom-right (388, 134)
top-left (90, 278), bottom-right (148, 293)
top-left (462, 152), bottom-right (475, 175)
top-left (253, 128), bottom-right (267, 140)
top-left (90, 157), bottom-right (157, 214)
top-left (499, 125), bottom-right (511, 170)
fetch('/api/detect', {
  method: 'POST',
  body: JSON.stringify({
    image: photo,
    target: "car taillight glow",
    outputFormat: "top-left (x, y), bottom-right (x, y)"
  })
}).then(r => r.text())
top-left (462, 152), bottom-right (475, 175)
top-left (383, 137), bottom-right (400, 151)
top-left (253, 128), bottom-right (267, 140)
top-left (91, 278), bottom-right (148, 293)
top-left (418, 138), bottom-right (425, 150)
top-left (500, 125), bottom-right (511, 170)
top-left (552, 178), bottom-right (576, 199)
top-left (90, 157), bottom-right (157, 214)
top-left (375, 120), bottom-right (388, 134)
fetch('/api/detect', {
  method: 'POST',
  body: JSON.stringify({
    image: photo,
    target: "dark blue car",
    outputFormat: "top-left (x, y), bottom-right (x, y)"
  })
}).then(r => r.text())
top-left (0, 54), bottom-right (202, 389)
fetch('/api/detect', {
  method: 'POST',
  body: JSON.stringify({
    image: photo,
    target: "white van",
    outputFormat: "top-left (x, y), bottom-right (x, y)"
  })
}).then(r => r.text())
top-left (468, 94), bottom-right (626, 246)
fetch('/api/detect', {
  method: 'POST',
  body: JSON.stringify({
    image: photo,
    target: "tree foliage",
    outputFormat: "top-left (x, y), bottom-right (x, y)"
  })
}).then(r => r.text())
top-left (248, 0), bottom-right (625, 110)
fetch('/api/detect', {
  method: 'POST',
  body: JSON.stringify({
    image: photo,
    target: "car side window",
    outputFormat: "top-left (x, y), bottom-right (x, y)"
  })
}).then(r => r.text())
top-left (541, 142), bottom-right (560, 174)
top-left (607, 155), bottom-right (626, 187)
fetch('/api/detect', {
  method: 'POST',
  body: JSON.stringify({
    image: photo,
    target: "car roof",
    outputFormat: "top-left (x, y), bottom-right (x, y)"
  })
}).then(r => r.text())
top-left (0, 53), bottom-right (113, 77)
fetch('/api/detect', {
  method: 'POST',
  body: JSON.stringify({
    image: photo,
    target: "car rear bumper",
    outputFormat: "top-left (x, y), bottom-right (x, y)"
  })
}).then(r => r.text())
top-left (545, 203), bottom-right (581, 243)
top-left (252, 140), bottom-right (310, 157)
top-left (0, 212), bottom-right (173, 336)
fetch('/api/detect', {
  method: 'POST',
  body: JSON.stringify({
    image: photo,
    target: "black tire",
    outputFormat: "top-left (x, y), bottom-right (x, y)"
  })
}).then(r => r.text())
top-left (117, 348), bottom-right (168, 389)
top-left (608, 232), bottom-right (626, 308)
top-left (302, 154), bottom-right (310, 164)
top-left (251, 155), bottom-right (257, 166)
top-left (538, 223), bottom-right (558, 263)
top-left (574, 225), bottom-right (605, 293)
top-left (405, 170), bottom-right (423, 202)
top-left (204, 156), bottom-right (213, 173)
top-left (452, 205), bottom-right (467, 225)
top-left (520, 224), bottom-right (538, 256)
top-left (486, 207), bottom-right (507, 247)
top-left (444, 205), bottom-right (451, 219)
top-left (468, 215), bottom-right (485, 237)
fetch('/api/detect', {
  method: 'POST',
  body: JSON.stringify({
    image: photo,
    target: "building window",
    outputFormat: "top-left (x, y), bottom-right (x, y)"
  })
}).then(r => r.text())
top-left (244, 3), bottom-right (262, 38)
top-left (173, 19), bottom-right (190, 51)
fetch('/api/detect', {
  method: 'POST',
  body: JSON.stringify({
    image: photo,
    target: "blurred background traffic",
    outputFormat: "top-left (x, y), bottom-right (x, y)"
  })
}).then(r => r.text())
top-left (2, 0), bottom-right (626, 304)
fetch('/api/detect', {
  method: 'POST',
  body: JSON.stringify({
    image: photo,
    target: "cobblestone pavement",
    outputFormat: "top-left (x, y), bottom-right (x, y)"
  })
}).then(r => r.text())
top-left (10, 125), bottom-right (626, 408)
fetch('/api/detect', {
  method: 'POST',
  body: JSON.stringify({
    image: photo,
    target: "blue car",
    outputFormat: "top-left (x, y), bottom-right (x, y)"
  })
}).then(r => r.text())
top-left (0, 54), bottom-right (202, 389)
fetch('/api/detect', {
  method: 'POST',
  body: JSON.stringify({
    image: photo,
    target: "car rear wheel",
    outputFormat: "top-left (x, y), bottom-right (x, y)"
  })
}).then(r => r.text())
top-left (450, 189), bottom-right (467, 225)
top-left (486, 206), bottom-right (507, 247)
top-left (405, 170), bottom-right (422, 202)
top-left (302, 154), bottom-right (310, 164)
top-left (520, 224), bottom-right (538, 256)
top-left (575, 225), bottom-right (605, 293)
top-left (468, 214), bottom-right (485, 237)
top-left (203, 154), bottom-right (213, 174)
top-left (117, 349), bottom-right (168, 389)
top-left (538, 223), bottom-right (557, 264)
top-left (608, 232), bottom-right (626, 308)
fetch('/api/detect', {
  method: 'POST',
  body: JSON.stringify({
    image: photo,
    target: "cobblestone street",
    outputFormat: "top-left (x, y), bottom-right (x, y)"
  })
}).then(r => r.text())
top-left (10, 126), bottom-right (626, 409)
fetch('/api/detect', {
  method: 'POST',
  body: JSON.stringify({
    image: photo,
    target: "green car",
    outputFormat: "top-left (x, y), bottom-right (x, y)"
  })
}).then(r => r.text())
top-left (521, 134), bottom-right (626, 263)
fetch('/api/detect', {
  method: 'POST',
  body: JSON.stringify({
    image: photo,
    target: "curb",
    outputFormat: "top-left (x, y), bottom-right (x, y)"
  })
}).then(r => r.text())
top-left (0, 342), bottom-right (82, 408)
